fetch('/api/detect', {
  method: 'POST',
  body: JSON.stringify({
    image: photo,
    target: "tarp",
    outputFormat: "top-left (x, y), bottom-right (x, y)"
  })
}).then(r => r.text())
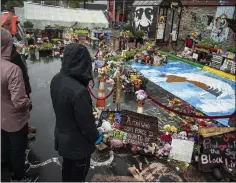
top-left (14, 7), bottom-right (25, 23)
top-left (23, 2), bottom-right (109, 29)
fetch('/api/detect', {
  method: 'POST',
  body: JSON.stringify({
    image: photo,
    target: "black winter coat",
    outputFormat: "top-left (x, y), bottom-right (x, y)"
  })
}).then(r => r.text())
top-left (50, 44), bottom-right (98, 160)
top-left (11, 45), bottom-right (32, 97)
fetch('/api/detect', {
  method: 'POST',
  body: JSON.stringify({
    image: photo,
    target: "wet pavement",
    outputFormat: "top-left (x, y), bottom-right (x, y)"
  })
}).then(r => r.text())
top-left (2, 46), bottom-right (206, 182)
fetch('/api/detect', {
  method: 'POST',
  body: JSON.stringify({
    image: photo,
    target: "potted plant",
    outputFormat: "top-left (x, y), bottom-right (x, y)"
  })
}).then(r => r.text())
top-left (124, 24), bottom-right (131, 31)
top-left (122, 31), bottom-right (134, 42)
top-left (23, 21), bottom-right (34, 28)
top-left (51, 38), bottom-right (61, 44)
top-left (39, 42), bottom-right (54, 57)
top-left (28, 45), bottom-right (37, 56)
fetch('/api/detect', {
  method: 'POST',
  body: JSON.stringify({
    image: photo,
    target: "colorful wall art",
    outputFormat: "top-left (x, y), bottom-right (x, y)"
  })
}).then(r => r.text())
top-left (211, 6), bottom-right (235, 42)
top-left (132, 6), bottom-right (157, 38)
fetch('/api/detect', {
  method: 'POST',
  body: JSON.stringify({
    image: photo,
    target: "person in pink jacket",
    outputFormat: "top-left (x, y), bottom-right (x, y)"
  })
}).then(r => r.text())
top-left (1, 28), bottom-right (38, 182)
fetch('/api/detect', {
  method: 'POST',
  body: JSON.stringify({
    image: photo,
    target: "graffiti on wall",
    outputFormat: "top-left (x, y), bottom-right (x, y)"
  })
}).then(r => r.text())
top-left (132, 6), bottom-right (157, 38)
top-left (190, 13), bottom-right (212, 31)
top-left (211, 6), bottom-right (235, 42)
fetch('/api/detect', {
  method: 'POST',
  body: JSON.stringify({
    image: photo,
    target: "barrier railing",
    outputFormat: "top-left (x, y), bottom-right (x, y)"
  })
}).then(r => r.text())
top-left (88, 85), bottom-right (114, 100)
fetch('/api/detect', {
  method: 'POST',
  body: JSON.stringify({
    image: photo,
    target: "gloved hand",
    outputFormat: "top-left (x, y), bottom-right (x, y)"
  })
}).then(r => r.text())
top-left (95, 131), bottom-right (103, 145)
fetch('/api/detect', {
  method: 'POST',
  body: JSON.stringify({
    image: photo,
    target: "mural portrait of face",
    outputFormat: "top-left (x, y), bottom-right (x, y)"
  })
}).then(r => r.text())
top-left (134, 6), bottom-right (154, 32)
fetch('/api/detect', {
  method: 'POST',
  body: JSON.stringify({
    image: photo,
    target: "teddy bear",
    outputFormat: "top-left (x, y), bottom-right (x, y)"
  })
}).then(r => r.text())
top-left (97, 120), bottom-right (113, 143)
top-left (110, 138), bottom-right (124, 149)
top-left (93, 108), bottom-right (102, 125)
top-left (156, 143), bottom-right (172, 157)
top-left (144, 143), bottom-right (157, 154)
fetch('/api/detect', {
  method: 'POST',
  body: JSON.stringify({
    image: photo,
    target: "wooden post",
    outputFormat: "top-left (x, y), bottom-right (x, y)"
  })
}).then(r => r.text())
top-left (113, 76), bottom-right (122, 111)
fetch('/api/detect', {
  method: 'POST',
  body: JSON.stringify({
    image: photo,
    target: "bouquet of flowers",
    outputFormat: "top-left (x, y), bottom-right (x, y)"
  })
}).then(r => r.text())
top-left (163, 124), bottom-right (178, 133)
top-left (28, 45), bottom-right (37, 50)
top-left (160, 132), bottom-right (172, 143)
top-left (135, 90), bottom-right (147, 104)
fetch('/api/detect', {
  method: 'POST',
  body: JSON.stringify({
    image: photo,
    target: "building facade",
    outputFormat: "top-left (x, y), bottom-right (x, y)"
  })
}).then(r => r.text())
top-left (179, 0), bottom-right (236, 47)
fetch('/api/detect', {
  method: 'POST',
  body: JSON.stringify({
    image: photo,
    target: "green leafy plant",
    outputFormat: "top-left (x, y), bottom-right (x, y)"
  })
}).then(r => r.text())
top-left (135, 30), bottom-right (144, 38)
top-left (124, 24), bottom-right (131, 31)
top-left (39, 42), bottom-right (54, 51)
top-left (51, 38), bottom-right (61, 44)
top-left (23, 21), bottom-right (34, 28)
top-left (225, 45), bottom-right (236, 53)
top-left (122, 30), bottom-right (133, 38)
top-left (45, 25), bottom-right (52, 28)
top-left (198, 39), bottom-right (236, 53)
top-left (94, 26), bottom-right (101, 30)
top-left (54, 24), bottom-right (65, 30)
top-left (74, 29), bottom-right (89, 34)
top-left (4, 0), bottom-right (22, 8)
top-left (125, 50), bottom-right (136, 60)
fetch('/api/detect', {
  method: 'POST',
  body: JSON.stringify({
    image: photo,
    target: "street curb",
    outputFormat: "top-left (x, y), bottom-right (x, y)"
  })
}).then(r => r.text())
top-left (203, 66), bottom-right (236, 81)
top-left (158, 50), bottom-right (203, 68)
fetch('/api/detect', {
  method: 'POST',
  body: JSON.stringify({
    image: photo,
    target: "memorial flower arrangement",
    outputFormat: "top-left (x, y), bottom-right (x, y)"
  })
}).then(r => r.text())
top-left (160, 124), bottom-right (178, 144)
top-left (135, 90), bottom-right (147, 104)
top-left (163, 124), bottom-right (178, 133)
top-left (169, 98), bottom-right (181, 105)
top-left (122, 31), bottom-right (133, 39)
top-left (28, 45), bottom-right (38, 50)
top-left (159, 16), bottom-right (165, 24)
top-left (160, 132), bottom-right (172, 143)
top-left (39, 42), bottom-right (54, 51)
top-left (26, 34), bottom-right (33, 39)
top-left (191, 32), bottom-right (198, 38)
top-left (147, 45), bottom-right (156, 54)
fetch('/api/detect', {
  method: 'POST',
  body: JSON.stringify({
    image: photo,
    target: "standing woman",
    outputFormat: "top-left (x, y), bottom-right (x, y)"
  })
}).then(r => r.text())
top-left (50, 44), bottom-right (102, 182)
top-left (1, 27), bottom-right (39, 182)
top-left (1, 13), bottom-right (37, 139)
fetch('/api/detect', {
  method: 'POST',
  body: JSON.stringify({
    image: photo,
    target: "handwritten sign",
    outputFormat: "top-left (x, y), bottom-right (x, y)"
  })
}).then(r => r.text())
top-left (169, 139), bottom-right (194, 163)
top-left (120, 110), bottom-right (158, 147)
top-left (199, 128), bottom-right (236, 171)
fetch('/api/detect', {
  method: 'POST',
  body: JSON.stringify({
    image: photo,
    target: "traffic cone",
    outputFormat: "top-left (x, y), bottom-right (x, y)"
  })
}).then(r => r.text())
top-left (137, 101), bottom-right (144, 114)
top-left (96, 76), bottom-right (105, 109)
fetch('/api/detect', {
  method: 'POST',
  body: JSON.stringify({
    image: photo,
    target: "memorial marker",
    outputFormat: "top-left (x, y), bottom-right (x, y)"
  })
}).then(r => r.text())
top-left (120, 110), bottom-right (158, 147)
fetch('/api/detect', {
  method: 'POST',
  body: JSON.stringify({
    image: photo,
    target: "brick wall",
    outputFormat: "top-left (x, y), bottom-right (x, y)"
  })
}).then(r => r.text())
top-left (178, 6), bottom-right (236, 47)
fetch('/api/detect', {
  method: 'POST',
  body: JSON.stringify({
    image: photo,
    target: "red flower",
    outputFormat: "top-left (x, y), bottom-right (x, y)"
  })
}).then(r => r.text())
top-left (198, 120), bottom-right (206, 127)
top-left (161, 132), bottom-right (172, 142)
top-left (185, 127), bottom-right (190, 133)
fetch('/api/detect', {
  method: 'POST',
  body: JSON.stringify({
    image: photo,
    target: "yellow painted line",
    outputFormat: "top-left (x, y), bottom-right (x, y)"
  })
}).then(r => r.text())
top-left (203, 66), bottom-right (236, 81)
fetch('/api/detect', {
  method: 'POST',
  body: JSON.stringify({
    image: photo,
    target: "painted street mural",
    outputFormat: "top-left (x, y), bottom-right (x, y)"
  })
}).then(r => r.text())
top-left (132, 6), bottom-right (157, 38)
top-left (211, 6), bottom-right (235, 42)
top-left (130, 60), bottom-right (235, 126)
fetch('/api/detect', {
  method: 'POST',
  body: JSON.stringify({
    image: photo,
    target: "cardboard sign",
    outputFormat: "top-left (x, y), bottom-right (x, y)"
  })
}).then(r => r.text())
top-left (198, 127), bottom-right (236, 171)
top-left (192, 53), bottom-right (199, 60)
top-left (169, 139), bottom-right (194, 163)
top-left (120, 110), bottom-right (158, 147)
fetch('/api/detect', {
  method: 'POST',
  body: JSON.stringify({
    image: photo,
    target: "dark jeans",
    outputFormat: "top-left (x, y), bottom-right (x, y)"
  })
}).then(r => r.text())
top-left (62, 156), bottom-right (91, 182)
top-left (1, 123), bottom-right (28, 180)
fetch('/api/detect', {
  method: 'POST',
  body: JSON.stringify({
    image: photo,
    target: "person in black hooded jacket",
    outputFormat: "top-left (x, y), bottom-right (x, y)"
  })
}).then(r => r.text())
top-left (50, 43), bottom-right (101, 182)
top-left (11, 45), bottom-right (31, 96)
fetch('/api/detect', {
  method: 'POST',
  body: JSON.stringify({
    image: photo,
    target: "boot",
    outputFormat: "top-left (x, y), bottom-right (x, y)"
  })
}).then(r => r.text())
top-left (28, 126), bottom-right (36, 134)
top-left (28, 133), bottom-right (35, 140)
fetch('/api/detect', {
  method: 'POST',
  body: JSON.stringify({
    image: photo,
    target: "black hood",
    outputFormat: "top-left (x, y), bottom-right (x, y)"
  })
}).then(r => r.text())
top-left (60, 43), bottom-right (92, 86)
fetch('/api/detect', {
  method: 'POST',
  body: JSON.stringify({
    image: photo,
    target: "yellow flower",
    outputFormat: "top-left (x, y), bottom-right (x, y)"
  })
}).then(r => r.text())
top-left (103, 66), bottom-right (108, 73)
top-left (163, 124), bottom-right (171, 132)
top-left (170, 126), bottom-right (177, 133)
